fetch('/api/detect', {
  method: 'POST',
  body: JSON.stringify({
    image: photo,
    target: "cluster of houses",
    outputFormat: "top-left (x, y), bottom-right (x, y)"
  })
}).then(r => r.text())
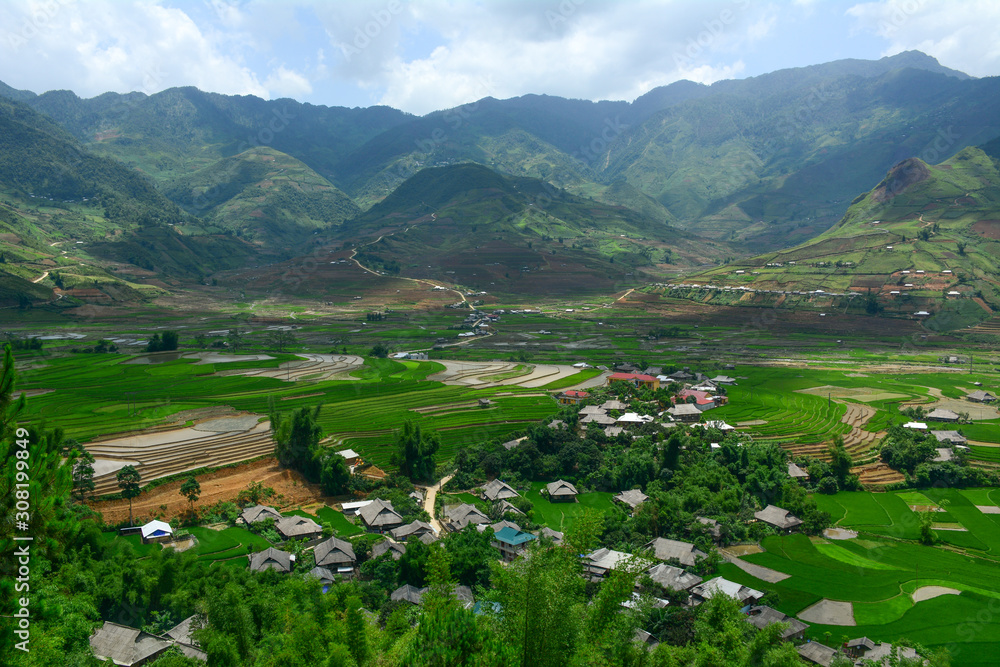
top-left (556, 367), bottom-right (735, 433)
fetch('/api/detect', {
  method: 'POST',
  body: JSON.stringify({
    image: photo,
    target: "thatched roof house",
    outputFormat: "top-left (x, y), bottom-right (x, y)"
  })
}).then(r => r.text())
top-left (645, 537), bottom-right (706, 567)
top-left (754, 505), bottom-right (802, 531)
top-left (482, 479), bottom-right (519, 502)
top-left (274, 515), bottom-right (323, 541)
top-left (546, 479), bottom-right (578, 502)
top-left (314, 536), bottom-right (356, 572)
top-left (240, 504), bottom-right (281, 525)
top-left (248, 547), bottom-right (293, 573)
top-left (359, 498), bottom-right (404, 532)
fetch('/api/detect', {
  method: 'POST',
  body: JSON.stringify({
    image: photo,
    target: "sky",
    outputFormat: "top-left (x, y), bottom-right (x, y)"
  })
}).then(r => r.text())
top-left (1, 0), bottom-right (998, 116)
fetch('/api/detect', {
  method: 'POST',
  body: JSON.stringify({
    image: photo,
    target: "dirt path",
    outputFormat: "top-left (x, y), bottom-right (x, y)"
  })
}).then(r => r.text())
top-left (420, 474), bottom-right (454, 534)
top-left (31, 270), bottom-right (49, 283)
top-left (719, 548), bottom-right (790, 583)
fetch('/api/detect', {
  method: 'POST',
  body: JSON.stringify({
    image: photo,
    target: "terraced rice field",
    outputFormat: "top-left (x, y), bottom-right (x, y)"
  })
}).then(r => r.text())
top-left (719, 510), bottom-right (1000, 667)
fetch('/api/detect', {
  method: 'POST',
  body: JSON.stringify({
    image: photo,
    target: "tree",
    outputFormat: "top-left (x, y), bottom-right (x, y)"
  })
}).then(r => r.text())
top-left (828, 436), bottom-right (856, 489)
top-left (344, 595), bottom-right (369, 667)
top-left (68, 443), bottom-right (96, 501)
top-left (271, 404), bottom-right (323, 472)
top-left (320, 453), bottom-right (351, 495)
top-left (391, 420), bottom-right (440, 482)
top-left (265, 330), bottom-right (297, 353)
top-left (227, 328), bottom-right (245, 352)
top-left (181, 476), bottom-right (201, 514)
top-left (369, 342), bottom-right (390, 358)
top-left (956, 240), bottom-right (967, 256)
top-left (117, 465), bottom-right (142, 525)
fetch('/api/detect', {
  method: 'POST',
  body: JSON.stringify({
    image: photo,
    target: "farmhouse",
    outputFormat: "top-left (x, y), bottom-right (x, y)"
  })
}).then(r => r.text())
top-left (540, 526), bottom-right (564, 545)
top-left (645, 537), bottom-right (706, 567)
top-left (359, 499), bottom-right (405, 532)
top-left (314, 536), bottom-right (357, 577)
top-left (797, 641), bottom-right (841, 666)
top-left (372, 539), bottom-right (406, 561)
top-left (558, 390), bottom-right (590, 405)
top-left (275, 515), bottom-right (323, 541)
top-left (695, 516), bottom-right (722, 542)
top-left (445, 503), bottom-right (490, 531)
top-left (492, 525), bottom-right (537, 561)
top-left (341, 500), bottom-right (374, 516)
top-left (606, 372), bottom-right (660, 390)
top-left (240, 504), bottom-right (281, 525)
top-left (744, 605), bottom-right (808, 640)
top-left (690, 576), bottom-right (763, 606)
top-left (391, 584), bottom-right (427, 605)
top-left (601, 399), bottom-right (630, 411)
top-left (482, 478), bottom-right (519, 502)
top-left (926, 408), bottom-right (960, 422)
top-left (335, 448), bottom-right (361, 466)
top-left (248, 547), bottom-right (294, 573)
top-left (306, 566), bottom-right (335, 586)
top-left (967, 390), bottom-right (997, 403)
top-left (546, 479), bottom-right (579, 502)
top-left (580, 413), bottom-right (616, 426)
top-left (140, 520), bottom-right (173, 544)
top-left (89, 621), bottom-right (206, 666)
top-left (585, 548), bottom-right (651, 581)
top-left (710, 375), bottom-right (737, 385)
top-left (613, 488), bottom-right (649, 511)
top-left (844, 638), bottom-right (922, 664)
top-left (754, 505), bottom-right (802, 532)
top-left (667, 403), bottom-right (702, 423)
top-left (391, 520), bottom-right (437, 542)
top-left (787, 462), bottom-right (810, 480)
top-left (903, 421), bottom-right (928, 430)
top-left (645, 563), bottom-right (702, 593)
top-left (617, 412), bottom-right (655, 426)
top-left (674, 389), bottom-right (718, 411)
top-left (931, 430), bottom-right (967, 445)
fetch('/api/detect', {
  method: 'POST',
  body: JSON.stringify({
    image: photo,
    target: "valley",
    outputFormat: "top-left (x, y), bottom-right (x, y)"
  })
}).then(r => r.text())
top-left (3, 48), bottom-right (1000, 667)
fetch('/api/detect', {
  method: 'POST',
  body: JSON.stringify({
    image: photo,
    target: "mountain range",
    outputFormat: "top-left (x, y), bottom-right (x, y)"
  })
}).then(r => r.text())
top-left (1, 51), bottom-right (999, 307)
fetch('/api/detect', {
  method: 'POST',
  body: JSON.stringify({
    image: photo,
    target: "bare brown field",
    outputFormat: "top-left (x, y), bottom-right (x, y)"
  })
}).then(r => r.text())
top-left (89, 457), bottom-right (332, 524)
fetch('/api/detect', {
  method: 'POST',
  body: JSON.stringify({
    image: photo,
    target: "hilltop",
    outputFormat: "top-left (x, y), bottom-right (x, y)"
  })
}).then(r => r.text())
top-left (329, 163), bottom-right (728, 296)
top-left (680, 146), bottom-right (1000, 330)
top-left (163, 146), bottom-right (360, 249)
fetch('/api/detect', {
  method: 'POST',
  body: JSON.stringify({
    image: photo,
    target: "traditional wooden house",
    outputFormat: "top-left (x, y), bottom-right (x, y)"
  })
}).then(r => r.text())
top-left (546, 479), bottom-right (578, 503)
top-left (754, 505), bottom-right (802, 532)
top-left (645, 537), bottom-right (706, 567)
top-left (275, 515), bottom-right (323, 541)
top-left (359, 498), bottom-right (405, 533)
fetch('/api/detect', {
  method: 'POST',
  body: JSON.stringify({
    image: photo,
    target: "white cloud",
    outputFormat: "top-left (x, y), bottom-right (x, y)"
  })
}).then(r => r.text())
top-left (264, 65), bottom-right (312, 98)
top-left (847, 0), bottom-right (1000, 77)
top-left (0, 0), bottom-right (310, 100)
top-left (318, 0), bottom-right (780, 114)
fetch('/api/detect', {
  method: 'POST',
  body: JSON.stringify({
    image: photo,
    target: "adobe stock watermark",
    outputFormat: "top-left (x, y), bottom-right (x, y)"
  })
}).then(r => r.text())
top-left (875, 0), bottom-right (926, 37)
top-left (673, 0), bottom-right (751, 71)
top-left (338, 0), bottom-right (405, 62)
top-left (6, 0), bottom-right (76, 52)
top-left (11, 426), bottom-right (33, 653)
top-left (545, 0), bottom-right (586, 30)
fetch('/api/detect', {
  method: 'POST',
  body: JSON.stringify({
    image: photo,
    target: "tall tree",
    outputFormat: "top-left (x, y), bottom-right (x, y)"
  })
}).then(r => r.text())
top-left (180, 476), bottom-right (201, 514)
top-left (68, 442), bottom-right (96, 501)
top-left (271, 404), bottom-right (323, 472)
top-left (391, 420), bottom-right (440, 482)
top-left (828, 436), bottom-right (854, 488)
top-left (117, 465), bottom-right (142, 526)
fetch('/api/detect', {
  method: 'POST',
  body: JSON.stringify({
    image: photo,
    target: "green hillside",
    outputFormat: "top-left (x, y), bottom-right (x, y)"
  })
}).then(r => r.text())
top-left (163, 147), bottom-right (360, 248)
top-left (336, 163), bottom-right (728, 296)
top-left (684, 146), bottom-right (1000, 329)
top-left (0, 96), bottom-right (256, 306)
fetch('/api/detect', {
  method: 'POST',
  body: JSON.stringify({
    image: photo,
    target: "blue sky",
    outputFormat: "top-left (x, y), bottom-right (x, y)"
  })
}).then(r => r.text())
top-left (1, 0), bottom-right (998, 115)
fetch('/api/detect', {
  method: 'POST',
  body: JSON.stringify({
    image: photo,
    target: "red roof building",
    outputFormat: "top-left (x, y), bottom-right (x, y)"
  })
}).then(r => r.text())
top-left (606, 373), bottom-right (660, 390)
top-left (558, 390), bottom-right (591, 405)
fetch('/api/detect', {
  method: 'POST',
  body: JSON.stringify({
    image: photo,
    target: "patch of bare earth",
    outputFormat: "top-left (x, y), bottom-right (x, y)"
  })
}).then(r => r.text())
top-left (89, 457), bottom-right (334, 524)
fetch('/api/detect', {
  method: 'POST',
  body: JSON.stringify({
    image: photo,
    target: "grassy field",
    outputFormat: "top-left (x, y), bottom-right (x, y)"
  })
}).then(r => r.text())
top-left (14, 353), bottom-right (561, 472)
top-left (722, 486), bottom-right (1000, 662)
top-left (524, 481), bottom-right (616, 533)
